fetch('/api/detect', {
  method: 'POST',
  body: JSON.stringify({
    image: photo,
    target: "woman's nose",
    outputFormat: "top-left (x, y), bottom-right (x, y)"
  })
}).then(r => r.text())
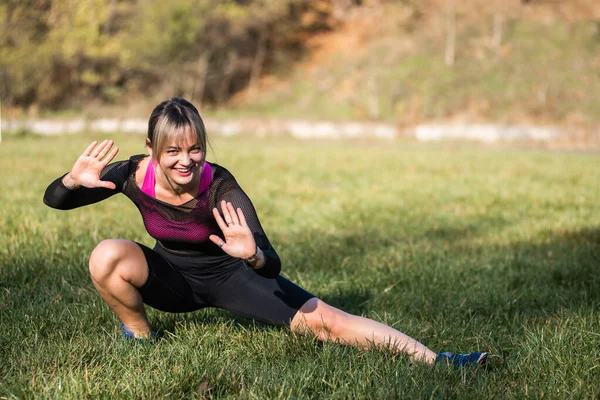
top-left (179, 153), bottom-right (191, 164)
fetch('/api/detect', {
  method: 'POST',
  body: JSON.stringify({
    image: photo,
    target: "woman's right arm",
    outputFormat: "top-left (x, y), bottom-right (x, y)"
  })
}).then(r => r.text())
top-left (43, 140), bottom-right (126, 210)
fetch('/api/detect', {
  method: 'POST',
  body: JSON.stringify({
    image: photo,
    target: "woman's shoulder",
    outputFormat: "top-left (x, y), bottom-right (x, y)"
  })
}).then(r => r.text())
top-left (129, 154), bottom-right (147, 163)
top-left (208, 162), bottom-right (234, 180)
top-left (101, 154), bottom-right (145, 179)
top-left (128, 154), bottom-right (150, 188)
top-left (208, 162), bottom-right (246, 198)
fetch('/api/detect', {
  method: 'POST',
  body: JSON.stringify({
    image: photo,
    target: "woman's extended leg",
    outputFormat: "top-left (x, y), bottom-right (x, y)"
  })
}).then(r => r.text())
top-left (290, 298), bottom-right (437, 364)
top-left (88, 239), bottom-right (151, 338)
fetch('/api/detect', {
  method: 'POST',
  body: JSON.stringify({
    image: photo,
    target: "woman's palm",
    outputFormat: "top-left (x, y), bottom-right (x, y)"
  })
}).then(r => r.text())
top-left (220, 225), bottom-right (255, 257)
top-left (209, 201), bottom-right (257, 259)
top-left (71, 140), bottom-right (119, 189)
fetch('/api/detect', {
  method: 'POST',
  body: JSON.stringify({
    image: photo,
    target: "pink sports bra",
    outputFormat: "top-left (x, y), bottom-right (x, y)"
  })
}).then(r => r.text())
top-left (141, 157), bottom-right (213, 198)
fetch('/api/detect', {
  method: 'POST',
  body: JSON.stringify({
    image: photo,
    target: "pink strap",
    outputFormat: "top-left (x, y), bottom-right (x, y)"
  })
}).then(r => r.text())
top-left (141, 157), bottom-right (156, 197)
top-left (141, 157), bottom-right (213, 198)
top-left (198, 162), bottom-right (213, 195)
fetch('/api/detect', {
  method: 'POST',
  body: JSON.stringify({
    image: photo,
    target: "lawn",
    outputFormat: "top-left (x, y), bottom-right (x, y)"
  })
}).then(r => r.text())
top-left (1, 133), bottom-right (599, 398)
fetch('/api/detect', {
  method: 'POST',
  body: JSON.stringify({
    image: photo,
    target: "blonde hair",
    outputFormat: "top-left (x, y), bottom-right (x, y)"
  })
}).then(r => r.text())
top-left (147, 98), bottom-right (207, 161)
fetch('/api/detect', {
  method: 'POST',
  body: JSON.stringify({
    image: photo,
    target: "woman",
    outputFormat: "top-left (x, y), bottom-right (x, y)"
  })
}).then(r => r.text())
top-left (44, 98), bottom-right (486, 368)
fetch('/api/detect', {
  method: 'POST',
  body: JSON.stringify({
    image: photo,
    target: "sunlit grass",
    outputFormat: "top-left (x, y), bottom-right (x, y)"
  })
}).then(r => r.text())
top-left (1, 133), bottom-right (599, 398)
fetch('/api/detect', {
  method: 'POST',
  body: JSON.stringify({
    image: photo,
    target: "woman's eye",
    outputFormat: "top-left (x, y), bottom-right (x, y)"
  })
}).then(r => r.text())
top-left (191, 148), bottom-right (201, 154)
top-left (167, 150), bottom-right (178, 154)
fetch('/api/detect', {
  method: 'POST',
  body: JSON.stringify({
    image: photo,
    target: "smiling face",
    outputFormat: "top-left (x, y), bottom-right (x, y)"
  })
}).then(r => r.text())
top-left (146, 98), bottom-right (208, 194)
top-left (148, 126), bottom-right (204, 192)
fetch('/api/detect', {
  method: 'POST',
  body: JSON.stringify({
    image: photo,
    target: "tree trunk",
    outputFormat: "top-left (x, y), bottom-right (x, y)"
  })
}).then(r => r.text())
top-left (367, 73), bottom-right (380, 119)
top-left (105, 0), bottom-right (117, 34)
top-left (247, 29), bottom-right (267, 98)
top-left (217, 51), bottom-right (238, 104)
top-left (0, 95), bottom-right (3, 143)
top-left (445, 0), bottom-right (456, 67)
top-left (492, 12), bottom-right (503, 51)
top-left (191, 50), bottom-right (211, 108)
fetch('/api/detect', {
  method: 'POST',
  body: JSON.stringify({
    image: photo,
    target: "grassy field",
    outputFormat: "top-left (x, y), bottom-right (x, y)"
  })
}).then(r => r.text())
top-left (1, 133), bottom-right (599, 398)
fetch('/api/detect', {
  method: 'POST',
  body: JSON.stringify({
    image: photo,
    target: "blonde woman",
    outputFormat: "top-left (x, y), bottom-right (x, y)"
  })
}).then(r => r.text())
top-left (44, 98), bottom-right (487, 368)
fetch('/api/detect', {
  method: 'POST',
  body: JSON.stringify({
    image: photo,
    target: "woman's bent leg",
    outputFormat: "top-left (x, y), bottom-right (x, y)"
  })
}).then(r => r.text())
top-left (290, 298), bottom-right (437, 364)
top-left (89, 239), bottom-right (151, 338)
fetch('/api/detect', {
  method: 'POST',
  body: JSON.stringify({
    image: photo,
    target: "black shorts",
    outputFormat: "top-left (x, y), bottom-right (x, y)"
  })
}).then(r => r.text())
top-left (135, 242), bottom-right (315, 327)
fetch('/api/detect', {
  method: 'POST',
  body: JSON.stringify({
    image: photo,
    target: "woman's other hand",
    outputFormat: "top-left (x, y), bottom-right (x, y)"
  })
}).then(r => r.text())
top-left (209, 200), bottom-right (257, 259)
top-left (63, 140), bottom-right (119, 190)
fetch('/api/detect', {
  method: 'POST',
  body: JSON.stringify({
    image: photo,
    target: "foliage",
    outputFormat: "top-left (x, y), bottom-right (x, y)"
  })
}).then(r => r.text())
top-left (1, 0), bottom-right (128, 106)
top-left (2, 0), bottom-right (600, 125)
top-left (221, 1), bottom-right (600, 126)
top-left (0, 0), bottom-right (339, 109)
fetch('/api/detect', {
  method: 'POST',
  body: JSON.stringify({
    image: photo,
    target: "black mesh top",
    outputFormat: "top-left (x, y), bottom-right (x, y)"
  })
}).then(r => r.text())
top-left (43, 155), bottom-right (281, 278)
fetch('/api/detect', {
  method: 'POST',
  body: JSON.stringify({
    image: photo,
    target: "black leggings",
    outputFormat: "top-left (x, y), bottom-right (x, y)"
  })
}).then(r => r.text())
top-left (135, 242), bottom-right (315, 327)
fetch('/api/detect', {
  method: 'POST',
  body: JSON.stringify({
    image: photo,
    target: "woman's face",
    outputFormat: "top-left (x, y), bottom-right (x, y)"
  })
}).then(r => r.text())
top-left (153, 127), bottom-right (204, 189)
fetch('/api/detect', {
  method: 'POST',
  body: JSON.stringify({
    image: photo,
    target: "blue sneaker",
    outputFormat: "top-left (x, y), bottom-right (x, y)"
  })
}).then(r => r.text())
top-left (121, 323), bottom-right (156, 340)
top-left (436, 351), bottom-right (488, 368)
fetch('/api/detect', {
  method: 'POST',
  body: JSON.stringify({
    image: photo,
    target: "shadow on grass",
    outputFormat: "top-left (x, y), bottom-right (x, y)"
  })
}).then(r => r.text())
top-left (282, 224), bottom-right (600, 321)
top-left (2, 224), bottom-right (598, 337)
top-left (468, 227), bottom-right (600, 318)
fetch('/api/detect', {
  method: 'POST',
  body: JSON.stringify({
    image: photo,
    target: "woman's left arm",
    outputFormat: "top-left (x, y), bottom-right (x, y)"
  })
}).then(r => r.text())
top-left (210, 182), bottom-right (281, 278)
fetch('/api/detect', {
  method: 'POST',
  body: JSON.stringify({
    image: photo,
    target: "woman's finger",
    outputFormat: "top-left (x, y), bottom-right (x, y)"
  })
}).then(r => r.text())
top-left (82, 141), bottom-right (98, 157)
top-left (97, 140), bottom-right (114, 160)
top-left (91, 140), bottom-right (109, 158)
top-left (97, 180), bottom-right (117, 190)
top-left (226, 202), bottom-right (240, 225)
top-left (102, 146), bottom-right (119, 166)
top-left (209, 234), bottom-right (226, 248)
top-left (212, 207), bottom-right (228, 231)
top-left (236, 207), bottom-right (248, 227)
top-left (220, 200), bottom-right (234, 226)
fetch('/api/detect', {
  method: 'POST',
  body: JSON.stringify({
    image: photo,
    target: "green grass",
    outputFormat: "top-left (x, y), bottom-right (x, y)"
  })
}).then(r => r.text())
top-left (1, 133), bottom-right (599, 398)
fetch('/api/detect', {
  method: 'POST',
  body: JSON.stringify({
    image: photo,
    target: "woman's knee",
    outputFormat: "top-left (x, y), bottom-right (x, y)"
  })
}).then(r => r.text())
top-left (88, 239), bottom-right (144, 283)
top-left (291, 298), bottom-right (347, 339)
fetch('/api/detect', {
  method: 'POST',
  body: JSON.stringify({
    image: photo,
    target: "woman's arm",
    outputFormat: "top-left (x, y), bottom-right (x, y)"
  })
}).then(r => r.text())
top-left (43, 140), bottom-right (128, 210)
top-left (212, 178), bottom-right (281, 278)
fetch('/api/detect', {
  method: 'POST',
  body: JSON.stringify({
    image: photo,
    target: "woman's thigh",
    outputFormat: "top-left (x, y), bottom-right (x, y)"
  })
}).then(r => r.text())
top-left (209, 263), bottom-right (315, 327)
top-left (134, 242), bottom-right (205, 313)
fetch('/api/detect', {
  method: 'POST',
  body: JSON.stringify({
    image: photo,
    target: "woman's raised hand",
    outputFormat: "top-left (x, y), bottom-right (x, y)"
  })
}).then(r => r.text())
top-left (209, 201), bottom-right (257, 259)
top-left (65, 140), bottom-right (119, 189)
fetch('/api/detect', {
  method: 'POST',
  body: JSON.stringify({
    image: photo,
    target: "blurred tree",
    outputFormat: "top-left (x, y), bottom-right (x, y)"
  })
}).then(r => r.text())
top-left (122, 0), bottom-right (331, 107)
top-left (0, 0), bottom-right (342, 111)
top-left (0, 0), bottom-right (134, 110)
top-left (0, 0), bottom-right (53, 107)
